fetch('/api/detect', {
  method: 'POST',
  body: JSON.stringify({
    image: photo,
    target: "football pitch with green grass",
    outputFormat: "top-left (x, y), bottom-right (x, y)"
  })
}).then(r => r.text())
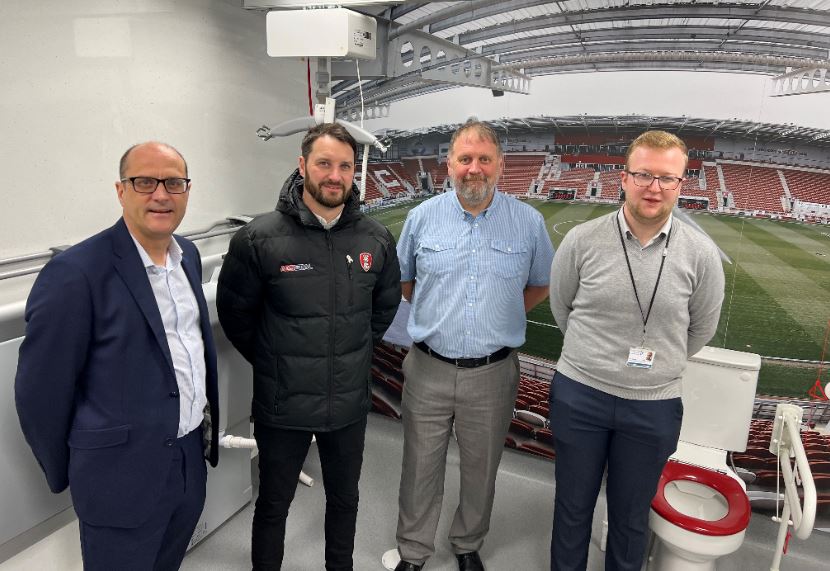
top-left (370, 200), bottom-right (830, 398)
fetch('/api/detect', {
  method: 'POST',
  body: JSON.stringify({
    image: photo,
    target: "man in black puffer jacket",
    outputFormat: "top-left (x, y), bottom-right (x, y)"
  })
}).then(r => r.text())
top-left (216, 123), bottom-right (401, 571)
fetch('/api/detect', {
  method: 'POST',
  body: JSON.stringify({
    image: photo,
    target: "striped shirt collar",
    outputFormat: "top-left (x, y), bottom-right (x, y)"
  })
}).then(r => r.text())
top-left (450, 187), bottom-right (503, 218)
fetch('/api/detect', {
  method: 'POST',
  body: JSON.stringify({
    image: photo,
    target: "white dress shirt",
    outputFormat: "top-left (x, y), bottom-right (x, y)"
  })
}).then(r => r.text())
top-left (131, 236), bottom-right (207, 437)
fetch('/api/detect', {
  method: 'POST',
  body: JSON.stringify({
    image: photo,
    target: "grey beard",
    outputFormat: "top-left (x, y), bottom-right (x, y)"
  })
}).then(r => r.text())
top-left (455, 181), bottom-right (495, 206)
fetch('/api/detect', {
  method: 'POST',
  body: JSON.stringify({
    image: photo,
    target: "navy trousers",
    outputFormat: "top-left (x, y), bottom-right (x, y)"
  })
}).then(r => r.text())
top-left (548, 372), bottom-right (683, 571)
top-left (252, 417), bottom-right (367, 571)
top-left (79, 428), bottom-right (207, 571)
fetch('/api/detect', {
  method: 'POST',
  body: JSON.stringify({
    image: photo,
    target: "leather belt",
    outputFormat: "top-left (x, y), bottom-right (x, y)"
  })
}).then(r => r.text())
top-left (415, 341), bottom-right (512, 369)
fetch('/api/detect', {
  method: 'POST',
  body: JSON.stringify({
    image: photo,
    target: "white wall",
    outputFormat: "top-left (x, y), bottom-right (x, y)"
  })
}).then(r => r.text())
top-left (0, 0), bottom-right (310, 565)
top-left (0, 0), bottom-right (309, 259)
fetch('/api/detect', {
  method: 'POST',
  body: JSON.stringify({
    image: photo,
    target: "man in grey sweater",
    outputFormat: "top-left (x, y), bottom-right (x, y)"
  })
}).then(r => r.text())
top-left (547, 130), bottom-right (725, 571)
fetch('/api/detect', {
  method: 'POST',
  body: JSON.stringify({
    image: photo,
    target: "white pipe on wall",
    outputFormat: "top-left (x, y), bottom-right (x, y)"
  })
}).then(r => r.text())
top-left (219, 433), bottom-right (315, 488)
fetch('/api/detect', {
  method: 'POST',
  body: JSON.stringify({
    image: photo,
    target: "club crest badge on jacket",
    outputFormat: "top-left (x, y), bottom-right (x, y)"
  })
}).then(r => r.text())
top-left (359, 252), bottom-right (372, 272)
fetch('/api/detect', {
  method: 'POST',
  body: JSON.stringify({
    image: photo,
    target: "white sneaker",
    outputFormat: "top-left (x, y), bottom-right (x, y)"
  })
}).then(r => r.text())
top-left (381, 548), bottom-right (401, 570)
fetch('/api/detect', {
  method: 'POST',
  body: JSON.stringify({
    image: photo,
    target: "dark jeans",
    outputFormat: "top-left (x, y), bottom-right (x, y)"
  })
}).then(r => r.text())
top-left (252, 417), bottom-right (367, 571)
top-left (548, 372), bottom-right (683, 571)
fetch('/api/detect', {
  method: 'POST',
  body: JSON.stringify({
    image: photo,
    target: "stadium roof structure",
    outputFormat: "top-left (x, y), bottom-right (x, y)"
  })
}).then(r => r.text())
top-left (378, 114), bottom-right (830, 148)
top-left (314, 0), bottom-right (830, 116)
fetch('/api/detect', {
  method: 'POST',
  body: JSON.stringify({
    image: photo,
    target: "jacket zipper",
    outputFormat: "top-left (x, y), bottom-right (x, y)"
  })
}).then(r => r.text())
top-left (327, 231), bottom-right (335, 428)
top-left (346, 254), bottom-right (354, 306)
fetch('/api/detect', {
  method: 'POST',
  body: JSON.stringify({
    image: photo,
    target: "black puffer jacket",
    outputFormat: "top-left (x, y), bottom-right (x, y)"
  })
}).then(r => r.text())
top-left (217, 170), bottom-right (401, 431)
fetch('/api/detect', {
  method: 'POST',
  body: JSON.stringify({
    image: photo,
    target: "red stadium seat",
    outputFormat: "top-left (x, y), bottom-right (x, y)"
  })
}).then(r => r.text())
top-left (807, 450), bottom-right (830, 462)
top-left (809, 461), bottom-right (830, 475)
top-left (515, 396), bottom-right (532, 411)
top-left (731, 454), bottom-right (775, 471)
top-left (371, 393), bottom-right (401, 420)
top-left (518, 442), bottom-right (555, 460)
top-left (529, 403), bottom-right (550, 418)
top-left (510, 418), bottom-right (536, 438)
top-left (535, 427), bottom-right (554, 446)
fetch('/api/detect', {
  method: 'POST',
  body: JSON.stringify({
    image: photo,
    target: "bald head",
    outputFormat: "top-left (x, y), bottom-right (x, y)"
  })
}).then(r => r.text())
top-left (119, 142), bottom-right (188, 179)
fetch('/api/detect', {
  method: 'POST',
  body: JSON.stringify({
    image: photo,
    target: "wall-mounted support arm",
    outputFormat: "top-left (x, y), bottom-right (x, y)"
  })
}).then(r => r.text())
top-left (769, 403), bottom-right (817, 571)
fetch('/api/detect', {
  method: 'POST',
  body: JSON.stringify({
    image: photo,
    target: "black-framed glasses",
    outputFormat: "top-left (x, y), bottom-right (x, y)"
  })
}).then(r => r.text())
top-left (121, 177), bottom-right (191, 194)
top-left (625, 170), bottom-right (684, 191)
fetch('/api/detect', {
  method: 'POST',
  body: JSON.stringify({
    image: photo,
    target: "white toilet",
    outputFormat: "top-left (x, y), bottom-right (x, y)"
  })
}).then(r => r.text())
top-left (646, 347), bottom-right (760, 571)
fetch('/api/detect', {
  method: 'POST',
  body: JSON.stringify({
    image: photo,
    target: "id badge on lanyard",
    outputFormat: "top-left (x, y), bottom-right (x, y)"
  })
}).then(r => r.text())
top-left (627, 346), bottom-right (656, 369)
top-left (616, 213), bottom-right (671, 371)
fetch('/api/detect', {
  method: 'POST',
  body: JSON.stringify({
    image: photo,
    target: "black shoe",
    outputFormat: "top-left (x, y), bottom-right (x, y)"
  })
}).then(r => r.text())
top-left (455, 551), bottom-right (484, 571)
top-left (394, 561), bottom-right (423, 571)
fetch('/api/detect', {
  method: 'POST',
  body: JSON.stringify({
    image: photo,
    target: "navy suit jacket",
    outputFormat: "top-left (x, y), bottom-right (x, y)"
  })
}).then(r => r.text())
top-left (15, 218), bottom-right (219, 528)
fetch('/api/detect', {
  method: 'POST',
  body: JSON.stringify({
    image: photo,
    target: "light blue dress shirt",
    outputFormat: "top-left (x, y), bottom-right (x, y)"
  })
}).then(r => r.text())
top-left (398, 190), bottom-right (554, 358)
top-left (131, 236), bottom-right (207, 437)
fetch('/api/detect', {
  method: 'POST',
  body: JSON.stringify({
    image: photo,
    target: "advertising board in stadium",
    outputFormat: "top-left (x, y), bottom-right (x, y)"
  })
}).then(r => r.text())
top-left (678, 196), bottom-right (709, 210)
top-left (548, 187), bottom-right (576, 200)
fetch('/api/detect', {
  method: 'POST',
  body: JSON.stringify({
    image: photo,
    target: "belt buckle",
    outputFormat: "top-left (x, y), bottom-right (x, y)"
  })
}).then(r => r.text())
top-left (455, 357), bottom-right (477, 369)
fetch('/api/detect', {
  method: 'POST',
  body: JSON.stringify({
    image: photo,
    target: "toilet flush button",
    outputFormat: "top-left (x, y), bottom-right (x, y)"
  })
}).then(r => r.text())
top-left (739, 372), bottom-right (753, 382)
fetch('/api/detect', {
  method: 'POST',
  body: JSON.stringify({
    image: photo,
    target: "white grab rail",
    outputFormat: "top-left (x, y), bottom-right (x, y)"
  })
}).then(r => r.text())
top-left (769, 403), bottom-right (817, 571)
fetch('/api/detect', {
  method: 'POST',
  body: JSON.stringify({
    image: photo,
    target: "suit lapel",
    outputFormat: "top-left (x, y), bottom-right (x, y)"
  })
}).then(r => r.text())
top-left (178, 240), bottom-right (212, 346)
top-left (110, 219), bottom-right (176, 377)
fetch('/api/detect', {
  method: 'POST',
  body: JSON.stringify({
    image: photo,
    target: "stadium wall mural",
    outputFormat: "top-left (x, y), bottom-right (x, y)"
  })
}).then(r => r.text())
top-left (362, 119), bottom-right (830, 522)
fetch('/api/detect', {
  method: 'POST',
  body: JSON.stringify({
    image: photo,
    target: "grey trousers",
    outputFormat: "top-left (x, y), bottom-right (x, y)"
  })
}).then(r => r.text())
top-left (396, 344), bottom-right (520, 565)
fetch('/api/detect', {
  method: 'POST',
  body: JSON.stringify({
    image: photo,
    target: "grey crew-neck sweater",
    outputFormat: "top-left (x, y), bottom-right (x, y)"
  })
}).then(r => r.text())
top-left (549, 210), bottom-right (725, 401)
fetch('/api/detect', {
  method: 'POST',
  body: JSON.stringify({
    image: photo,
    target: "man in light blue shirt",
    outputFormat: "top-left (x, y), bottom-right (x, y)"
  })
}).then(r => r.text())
top-left (385, 120), bottom-right (554, 571)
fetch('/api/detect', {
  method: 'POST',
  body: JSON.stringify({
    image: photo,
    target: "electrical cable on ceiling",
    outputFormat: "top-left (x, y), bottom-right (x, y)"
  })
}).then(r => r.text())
top-left (306, 58), bottom-right (313, 116)
top-left (356, 59), bottom-right (364, 130)
top-left (356, 58), bottom-right (369, 202)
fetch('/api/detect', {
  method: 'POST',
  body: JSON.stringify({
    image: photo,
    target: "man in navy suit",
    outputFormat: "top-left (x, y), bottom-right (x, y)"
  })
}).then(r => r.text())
top-left (15, 141), bottom-right (219, 570)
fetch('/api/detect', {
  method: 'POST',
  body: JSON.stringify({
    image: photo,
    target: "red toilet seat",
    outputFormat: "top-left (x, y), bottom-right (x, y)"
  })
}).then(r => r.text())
top-left (651, 460), bottom-right (751, 536)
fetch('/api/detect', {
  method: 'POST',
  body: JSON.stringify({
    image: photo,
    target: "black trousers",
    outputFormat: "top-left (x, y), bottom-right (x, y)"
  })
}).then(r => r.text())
top-left (252, 416), bottom-right (367, 571)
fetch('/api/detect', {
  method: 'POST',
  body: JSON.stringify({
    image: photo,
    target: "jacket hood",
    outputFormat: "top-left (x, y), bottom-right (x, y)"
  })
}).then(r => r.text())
top-left (276, 168), bottom-right (361, 227)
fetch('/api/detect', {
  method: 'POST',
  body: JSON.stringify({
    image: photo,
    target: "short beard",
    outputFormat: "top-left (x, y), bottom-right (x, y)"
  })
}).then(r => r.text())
top-left (305, 180), bottom-right (348, 208)
top-left (453, 176), bottom-right (495, 206)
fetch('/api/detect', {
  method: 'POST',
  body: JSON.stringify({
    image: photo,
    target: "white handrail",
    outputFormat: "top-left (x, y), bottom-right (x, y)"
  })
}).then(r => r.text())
top-left (781, 418), bottom-right (817, 539)
top-left (769, 403), bottom-right (817, 571)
